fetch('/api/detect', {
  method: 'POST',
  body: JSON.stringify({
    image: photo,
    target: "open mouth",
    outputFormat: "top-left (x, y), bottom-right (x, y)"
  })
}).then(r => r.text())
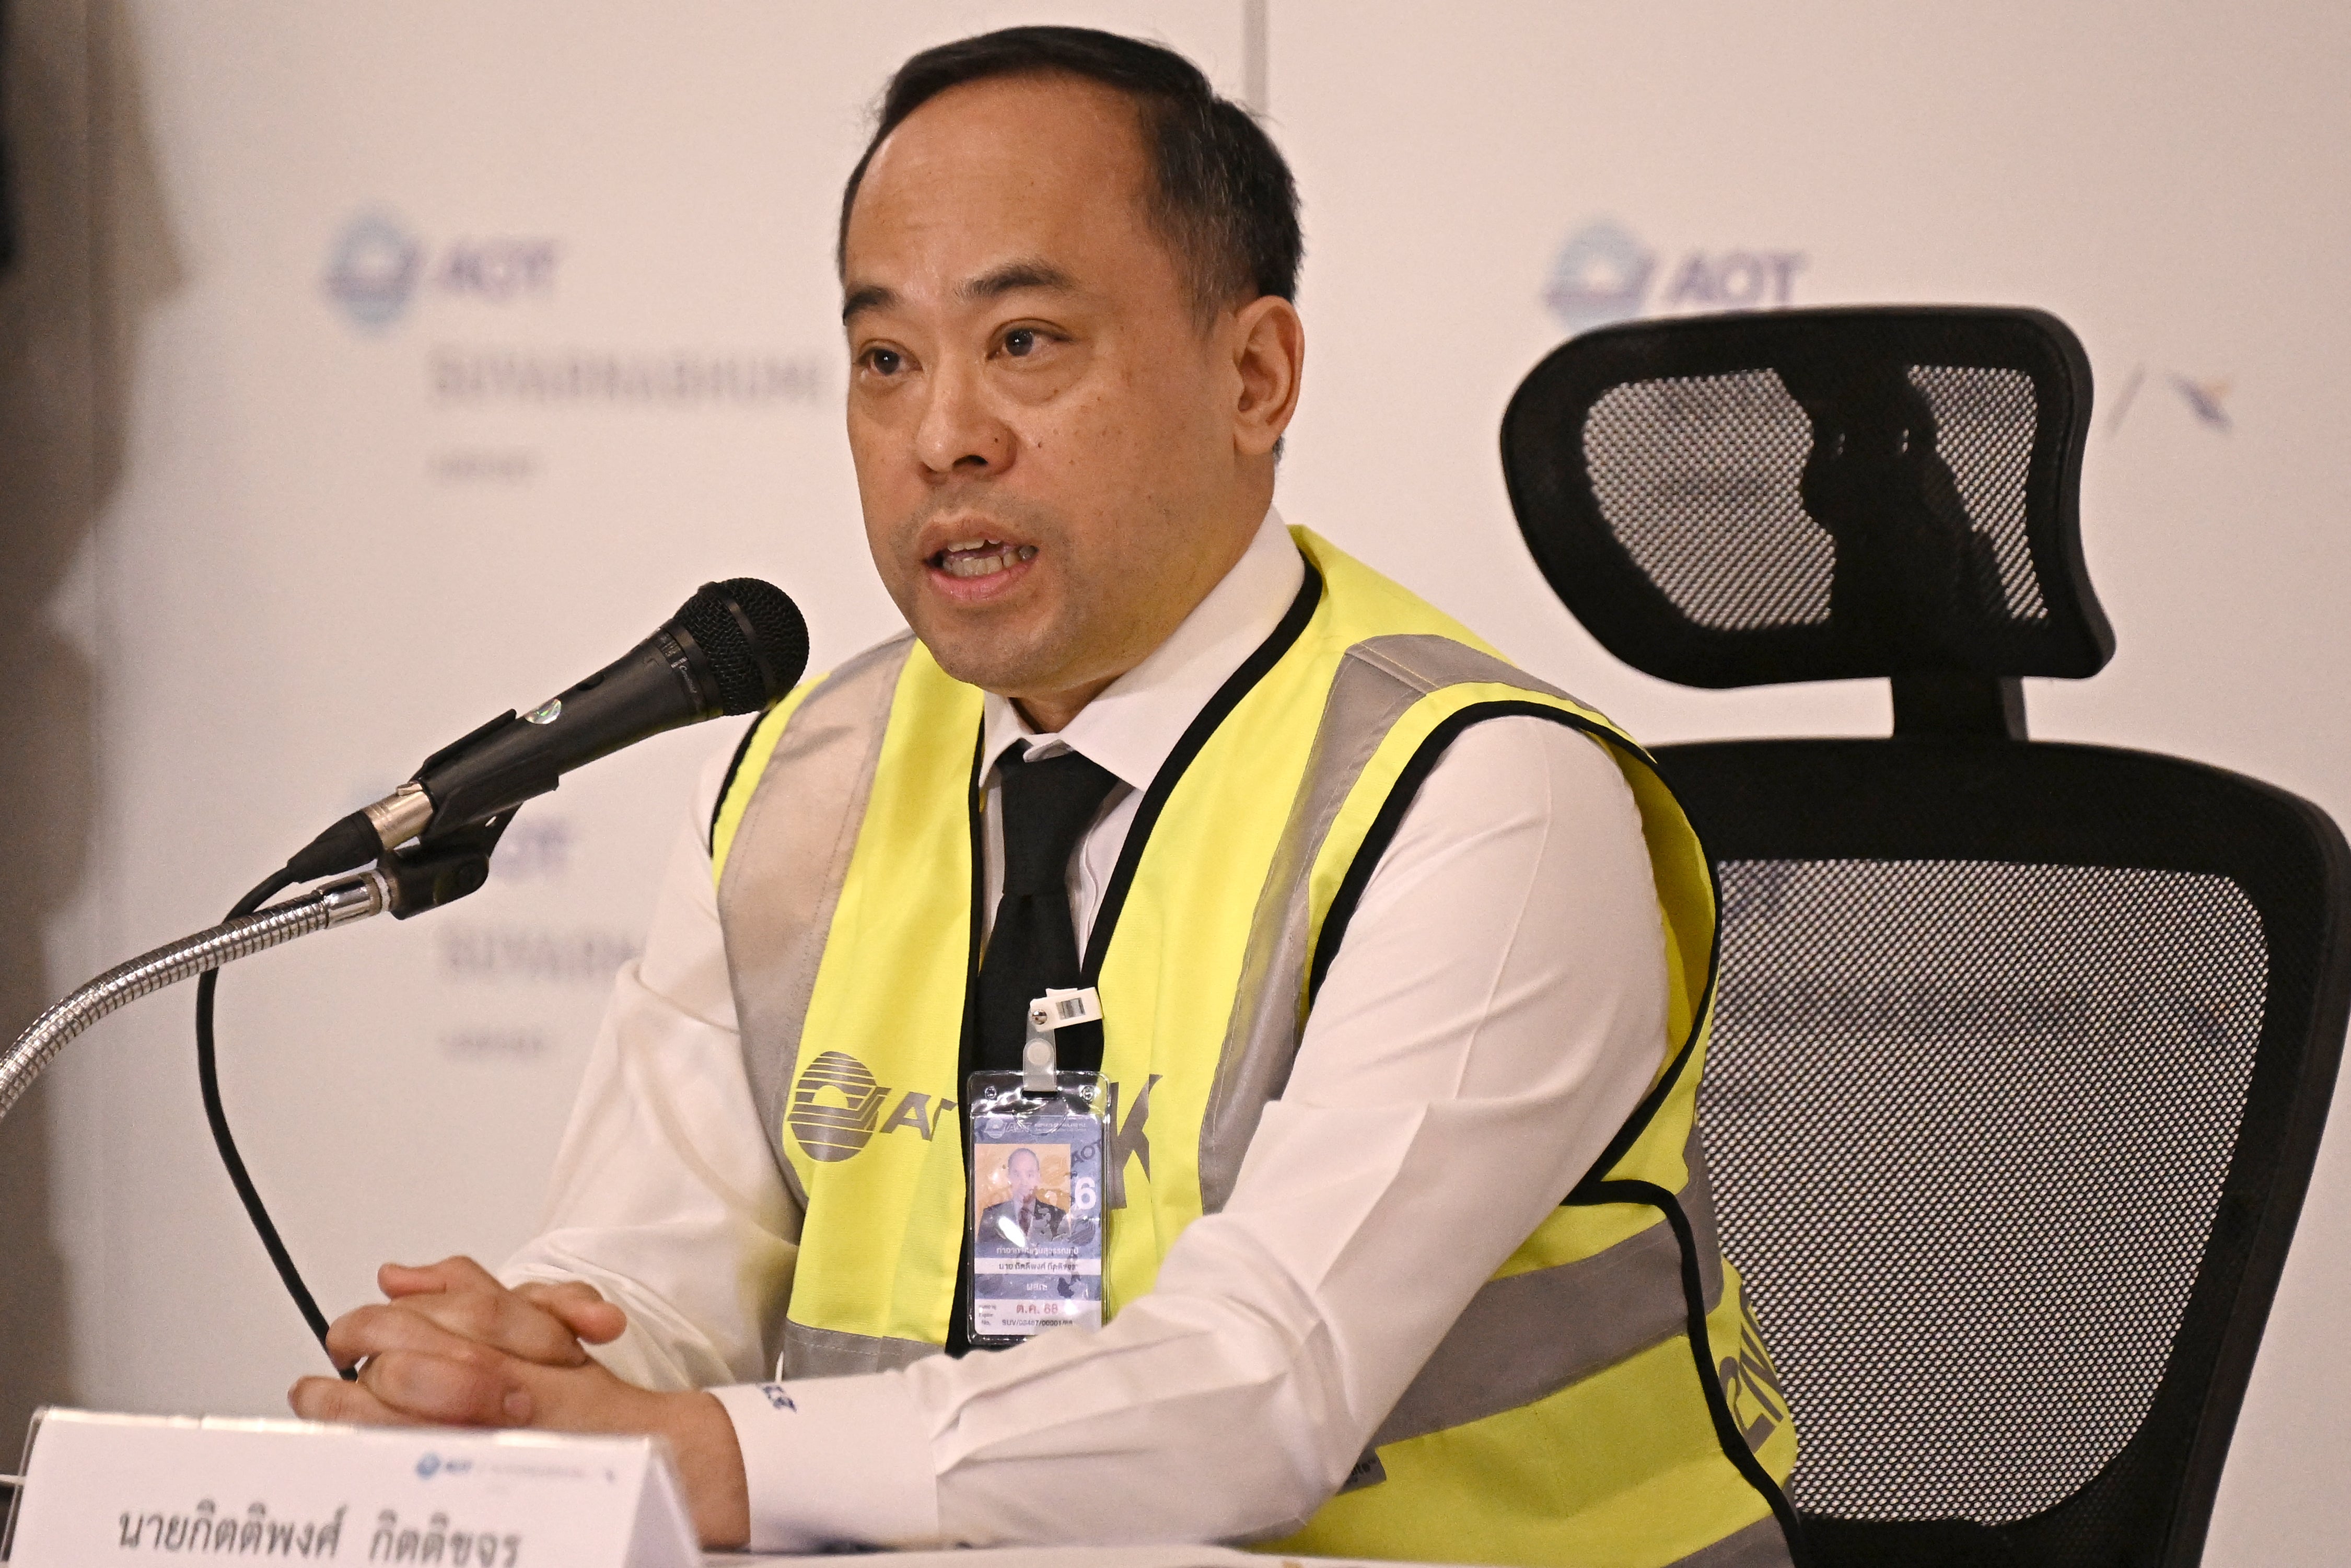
top-left (929, 539), bottom-right (1039, 579)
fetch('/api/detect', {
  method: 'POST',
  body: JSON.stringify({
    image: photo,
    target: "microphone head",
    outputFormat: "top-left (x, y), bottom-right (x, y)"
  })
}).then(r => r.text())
top-left (675, 577), bottom-right (810, 715)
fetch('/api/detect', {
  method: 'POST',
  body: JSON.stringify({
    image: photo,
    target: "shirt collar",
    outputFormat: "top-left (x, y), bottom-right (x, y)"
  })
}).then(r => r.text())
top-left (979, 506), bottom-right (1305, 791)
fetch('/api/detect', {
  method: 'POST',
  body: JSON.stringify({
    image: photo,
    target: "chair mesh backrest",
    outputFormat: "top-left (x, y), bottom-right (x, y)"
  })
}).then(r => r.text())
top-left (1505, 308), bottom-right (2113, 688)
top-left (1505, 307), bottom-right (2347, 1564)
top-left (1650, 739), bottom-right (2351, 1565)
top-left (1697, 858), bottom-right (2265, 1523)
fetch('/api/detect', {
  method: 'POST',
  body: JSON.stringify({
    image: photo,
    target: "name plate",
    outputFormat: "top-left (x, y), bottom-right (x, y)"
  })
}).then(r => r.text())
top-left (3, 1409), bottom-right (697, 1566)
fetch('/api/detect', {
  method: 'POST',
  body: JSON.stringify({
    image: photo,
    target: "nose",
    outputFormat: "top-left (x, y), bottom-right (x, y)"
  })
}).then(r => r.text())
top-left (915, 357), bottom-right (1012, 479)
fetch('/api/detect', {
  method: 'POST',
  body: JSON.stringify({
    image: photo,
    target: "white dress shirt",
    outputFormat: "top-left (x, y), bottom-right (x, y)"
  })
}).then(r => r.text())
top-left (503, 509), bottom-right (1671, 1551)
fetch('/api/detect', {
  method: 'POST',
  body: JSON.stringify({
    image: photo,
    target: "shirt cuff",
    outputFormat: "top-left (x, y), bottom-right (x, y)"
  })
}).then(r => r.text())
top-left (709, 1375), bottom-right (941, 1552)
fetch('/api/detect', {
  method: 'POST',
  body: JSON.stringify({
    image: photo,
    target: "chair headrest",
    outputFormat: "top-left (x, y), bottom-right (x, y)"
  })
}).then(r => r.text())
top-left (1501, 306), bottom-right (2114, 689)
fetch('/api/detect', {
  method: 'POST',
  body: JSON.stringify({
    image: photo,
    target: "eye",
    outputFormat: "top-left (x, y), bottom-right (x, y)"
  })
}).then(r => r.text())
top-left (1003, 328), bottom-right (1038, 358)
top-left (859, 345), bottom-right (904, 377)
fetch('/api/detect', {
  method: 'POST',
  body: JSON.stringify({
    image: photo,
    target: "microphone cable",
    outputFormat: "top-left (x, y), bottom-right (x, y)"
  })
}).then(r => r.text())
top-left (195, 868), bottom-right (356, 1379)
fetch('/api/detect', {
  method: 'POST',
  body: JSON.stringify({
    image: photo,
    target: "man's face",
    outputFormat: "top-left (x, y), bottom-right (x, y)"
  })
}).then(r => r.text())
top-left (839, 73), bottom-right (1287, 714)
top-left (1007, 1149), bottom-right (1041, 1204)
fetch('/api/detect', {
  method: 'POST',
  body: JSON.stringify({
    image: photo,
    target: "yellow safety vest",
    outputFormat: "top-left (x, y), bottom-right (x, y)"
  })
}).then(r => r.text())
top-left (712, 528), bottom-right (1798, 1568)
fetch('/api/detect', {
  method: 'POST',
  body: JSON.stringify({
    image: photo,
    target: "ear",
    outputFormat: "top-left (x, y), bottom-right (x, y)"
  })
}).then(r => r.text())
top-left (1228, 294), bottom-right (1304, 458)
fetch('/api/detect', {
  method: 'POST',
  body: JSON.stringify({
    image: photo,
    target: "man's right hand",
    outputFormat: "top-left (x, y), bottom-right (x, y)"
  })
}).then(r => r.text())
top-left (296, 1256), bottom-right (625, 1427)
top-left (380, 1257), bottom-right (629, 1367)
top-left (289, 1258), bottom-right (751, 1548)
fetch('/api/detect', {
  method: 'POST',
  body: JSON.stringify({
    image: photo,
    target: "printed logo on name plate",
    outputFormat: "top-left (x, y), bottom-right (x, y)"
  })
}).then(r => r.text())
top-left (1542, 218), bottom-right (1807, 334)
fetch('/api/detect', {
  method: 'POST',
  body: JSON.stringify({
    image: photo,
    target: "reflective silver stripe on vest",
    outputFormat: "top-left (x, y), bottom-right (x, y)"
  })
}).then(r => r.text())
top-left (774, 1130), bottom-right (1727, 1405)
top-left (1194, 633), bottom-right (1726, 1450)
top-left (1370, 1127), bottom-right (1724, 1448)
top-left (1673, 1516), bottom-right (1796, 1568)
top-left (779, 1317), bottom-right (937, 1379)
top-left (721, 633), bottom-right (916, 1223)
top-left (1201, 633), bottom-right (1586, 1213)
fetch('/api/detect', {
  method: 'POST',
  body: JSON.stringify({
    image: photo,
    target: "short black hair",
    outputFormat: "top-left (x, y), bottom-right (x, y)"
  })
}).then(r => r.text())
top-left (837, 26), bottom-right (1302, 320)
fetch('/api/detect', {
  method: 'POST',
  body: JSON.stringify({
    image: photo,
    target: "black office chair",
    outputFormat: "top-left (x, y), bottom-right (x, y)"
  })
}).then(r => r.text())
top-left (1502, 307), bottom-right (2351, 1568)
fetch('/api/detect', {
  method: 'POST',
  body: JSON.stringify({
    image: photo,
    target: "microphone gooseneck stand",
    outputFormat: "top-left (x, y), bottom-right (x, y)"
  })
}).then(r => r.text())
top-left (0, 870), bottom-right (387, 1125)
top-left (0, 869), bottom-right (389, 1374)
top-left (0, 577), bottom-right (807, 1379)
top-left (0, 821), bottom-right (515, 1378)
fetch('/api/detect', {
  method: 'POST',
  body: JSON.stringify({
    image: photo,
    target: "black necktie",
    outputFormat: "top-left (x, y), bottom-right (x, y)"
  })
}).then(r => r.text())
top-left (977, 747), bottom-right (1120, 1074)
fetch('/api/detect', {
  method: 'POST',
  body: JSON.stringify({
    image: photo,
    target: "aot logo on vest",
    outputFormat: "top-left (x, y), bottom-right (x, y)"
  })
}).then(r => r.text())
top-left (783, 1053), bottom-right (1155, 1199)
top-left (1721, 1299), bottom-right (1790, 1451)
top-left (786, 1051), bottom-right (952, 1162)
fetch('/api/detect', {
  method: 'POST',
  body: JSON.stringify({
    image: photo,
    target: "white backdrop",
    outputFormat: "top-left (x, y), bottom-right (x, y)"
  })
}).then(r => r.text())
top-left (13, 2), bottom-right (2348, 1561)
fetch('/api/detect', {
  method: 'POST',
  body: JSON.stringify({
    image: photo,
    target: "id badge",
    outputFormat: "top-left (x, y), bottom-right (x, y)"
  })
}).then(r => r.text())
top-left (967, 989), bottom-right (1110, 1348)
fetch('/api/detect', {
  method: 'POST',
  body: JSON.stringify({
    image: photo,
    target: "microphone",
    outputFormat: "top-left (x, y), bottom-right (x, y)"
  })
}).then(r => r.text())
top-left (286, 578), bottom-right (808, 886)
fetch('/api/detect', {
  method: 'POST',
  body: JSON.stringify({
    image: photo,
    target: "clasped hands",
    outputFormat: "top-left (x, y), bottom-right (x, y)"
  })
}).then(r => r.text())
top-left (287, 1258), bottom-right (750, 1547)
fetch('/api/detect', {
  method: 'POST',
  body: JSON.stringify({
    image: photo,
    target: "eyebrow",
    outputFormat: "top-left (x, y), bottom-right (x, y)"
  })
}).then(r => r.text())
top-left (840, 259), bottom-right (1079, 324)
top-left (841, 283), bottom-right (895, 323)
top-left (961, 258), bottom-right (1077, 301)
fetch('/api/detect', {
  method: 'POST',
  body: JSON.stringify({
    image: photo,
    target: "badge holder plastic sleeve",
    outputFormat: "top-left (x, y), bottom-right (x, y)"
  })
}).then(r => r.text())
top-left (967, 988), bottom-right (1112, 1350)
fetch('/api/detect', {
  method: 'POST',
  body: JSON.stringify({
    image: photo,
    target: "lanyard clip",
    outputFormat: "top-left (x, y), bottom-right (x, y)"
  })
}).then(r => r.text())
top-left (1022, 985), bottom-right (1102, 1091)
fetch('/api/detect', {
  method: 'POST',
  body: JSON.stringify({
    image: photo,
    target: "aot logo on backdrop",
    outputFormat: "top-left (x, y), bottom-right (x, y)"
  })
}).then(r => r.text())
top-left (323, 210), bottom-right (559, 332)
top-left (1543, 218), bottom-right (1806, 333)
top-left (2104, 365), bottom-right (2238, 437)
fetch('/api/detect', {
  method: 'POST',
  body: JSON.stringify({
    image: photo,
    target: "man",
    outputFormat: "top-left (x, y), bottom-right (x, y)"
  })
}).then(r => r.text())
top-left (292, 26), bottom-right (1797, 1565)
top-left (977, 1147), bottom-right (1068, 1252)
